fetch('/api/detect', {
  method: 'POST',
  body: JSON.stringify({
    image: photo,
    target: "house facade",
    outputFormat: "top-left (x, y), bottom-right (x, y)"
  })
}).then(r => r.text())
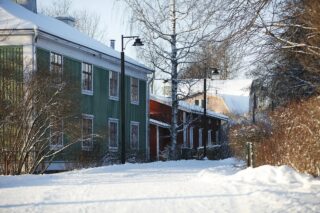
top-left (0, 0), bottom-right (152, 172)
top-left (149, 95), bottom-right (228, 161)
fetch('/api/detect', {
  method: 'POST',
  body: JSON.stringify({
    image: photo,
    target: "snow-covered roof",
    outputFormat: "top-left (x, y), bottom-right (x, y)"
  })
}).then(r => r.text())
top-left (150, 95), bottom-right (229, 121)
top-left (221, 94), bottom-right (250, 115)
top-left (149, 119), bottom-right (170, 128)
top-left (0, 0), bottom-right (151, 72)
top-left (177, 79), bottom-right (253, 96)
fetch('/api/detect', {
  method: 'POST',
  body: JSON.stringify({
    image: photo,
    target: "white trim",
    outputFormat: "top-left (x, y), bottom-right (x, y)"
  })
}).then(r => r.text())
top-left (156, 126), bottom-right (159, 161)
top-left (130, 121), bottom-right (139, 150)
top-left (130, 77), bottom-right (139, 105)
top-left (109, 70), bottom-right (119, 101)
top-left (82, 113), bottom-right (94, 119)
top-left (81, 114), bottom-right (94, 151)
top-left (108, 118), bottom-right (119, 151)
top-left (81, 62), bottom-right (93, 96)
top-left (146, 80), bottom-right (150, 161)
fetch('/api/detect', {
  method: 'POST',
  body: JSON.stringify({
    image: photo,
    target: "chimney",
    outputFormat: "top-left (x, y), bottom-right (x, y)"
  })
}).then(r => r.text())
top-left (110, 39), bottom-right (115, 49)
top-left (56, 16), bottom-right (76, 27)
top-left (15, 0), bottom-right (37, 13)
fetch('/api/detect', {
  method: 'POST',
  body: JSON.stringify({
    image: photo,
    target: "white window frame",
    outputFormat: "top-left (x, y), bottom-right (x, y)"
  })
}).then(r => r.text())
top-left (199, 128), bottom-right (203, 147)
top-left (49, 120), bottom-right (64, 150)
top-left (109, 71), bottom-right (119, 101)
top-left (81, 62), bottom-right (93, 95)
top-left (189, 127), bottom-right (194, 149)
top-left (50, 52), bottom-right (63, 82)
top-left (130, 121), bottom-right (139, 150)
top-left (82, 114), bottom-right (94, 151)
top-left (108, 118), bottom-right (119, 151)
top-left (130, 77), bottom-right (139, 105)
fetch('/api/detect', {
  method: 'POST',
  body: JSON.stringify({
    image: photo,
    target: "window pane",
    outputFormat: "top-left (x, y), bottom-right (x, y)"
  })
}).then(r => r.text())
top-left (130, 123), bottom-right (139, 149)
top-left (51, 119), bottom-right (63, 148)
top-left (50, 52), bottom-right (63, 83)
top-left (109, 120), bottom-right (118, 149)
top-left (131, 78), bottom-right (139, 103)
top-left (82, 63), bottom-right (93, 91)
top-left (109, 71), bottom-right (118, 98)
top-left (82, 116), bottom-right (93, 148)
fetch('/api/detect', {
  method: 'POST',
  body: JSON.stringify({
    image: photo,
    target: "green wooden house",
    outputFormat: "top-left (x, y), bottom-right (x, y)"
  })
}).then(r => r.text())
top-left (0, 0), bottom-right (152, 172)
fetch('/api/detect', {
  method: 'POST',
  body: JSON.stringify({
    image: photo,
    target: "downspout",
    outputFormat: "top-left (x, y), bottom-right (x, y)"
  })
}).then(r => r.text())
top-left (32, 26), bottom-right (38, 73)
top-left (146, 76), bottom-right (153, 161)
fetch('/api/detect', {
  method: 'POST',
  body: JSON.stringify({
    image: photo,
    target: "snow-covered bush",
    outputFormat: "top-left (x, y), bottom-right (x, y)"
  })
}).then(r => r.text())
top-left (229, 96), bottom-right (320, 176)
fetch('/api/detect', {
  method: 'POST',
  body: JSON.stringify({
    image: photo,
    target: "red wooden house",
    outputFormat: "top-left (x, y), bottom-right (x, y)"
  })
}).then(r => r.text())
top-left (149, 95), bottom-right (229, 161)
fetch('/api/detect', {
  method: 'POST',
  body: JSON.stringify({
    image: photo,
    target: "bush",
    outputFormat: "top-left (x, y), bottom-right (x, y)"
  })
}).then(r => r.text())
top-left (229, 96), bottom-right (320, 177)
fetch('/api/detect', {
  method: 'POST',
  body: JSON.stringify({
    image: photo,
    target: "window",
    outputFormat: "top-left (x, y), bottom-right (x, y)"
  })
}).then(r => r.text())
top-left (50, 52), bottom-right (63, 83)
top-left (189, 127), bottom-right (194, 148)
top-left (109, 71), bottom-right (119, 100)
top-left (109, 118), bottom-right (118, 150)
top-left (183, 112), bottom-right (187, 148)
top-left (130, 77), bottom-right (139, 104)
top-left (82, 62), bottom-right (93, 94)
top-left (195, 100), bottom-right (199, 106)
top-left (216, 130), bottom-right (220, 144)
top-left (50, 119), bottom-right (63, 150)
top-left (82, 114), bottom-right (93, 150)
top-left (208, 130), bottom-right (212, 146)
top-left (130, 121), bottom-right (139, 149)
top-left (199, 128), bottom-right (203, 147)
top-left (201, 100), bottom-right (205, 108)
top-left (163, 85), bottom-right (171, 97)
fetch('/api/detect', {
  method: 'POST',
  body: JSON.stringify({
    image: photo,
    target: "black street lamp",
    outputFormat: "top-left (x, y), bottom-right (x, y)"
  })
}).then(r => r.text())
top-left (203, 67), bottom-right (219, 158)
top-left (120, 35), bottom-right (144, 164)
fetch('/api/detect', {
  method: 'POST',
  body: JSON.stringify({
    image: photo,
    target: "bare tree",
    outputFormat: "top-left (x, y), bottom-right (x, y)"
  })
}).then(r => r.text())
top-left (248, 0), bottom-right (320, 107)
top-left (124, 0), bottom-right (241, 158)
top-left (180, 40), bottom-right (242, 80)
top-left (0, 57), bottom-right (82, 175)
top-left (39, 0), bottom-right (107, 42)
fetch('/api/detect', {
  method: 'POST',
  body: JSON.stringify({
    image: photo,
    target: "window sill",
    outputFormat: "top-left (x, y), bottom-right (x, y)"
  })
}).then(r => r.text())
top-left (49, 145), bottom-right (63, 151)
top-left (82, 90), bottom-right (93, 96)
top-left (130, 101), bottom-right (139, 105)
top-left (109, 96), bottom-right (119, 101)
top-left (109, 147), bottom-right (118, 152)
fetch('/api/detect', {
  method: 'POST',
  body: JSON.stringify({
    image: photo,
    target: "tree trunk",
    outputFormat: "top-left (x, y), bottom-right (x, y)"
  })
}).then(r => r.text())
top-left (170, 0), bottom-right (178, 159)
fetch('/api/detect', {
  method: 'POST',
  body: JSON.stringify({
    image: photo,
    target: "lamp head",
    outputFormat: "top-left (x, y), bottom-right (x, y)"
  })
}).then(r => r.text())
top-left (132, 38), bottom-right (144, 47)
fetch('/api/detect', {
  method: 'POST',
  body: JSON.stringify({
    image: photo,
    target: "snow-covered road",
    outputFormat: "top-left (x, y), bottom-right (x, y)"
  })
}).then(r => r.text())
top-left (0, 158), bottom-right (319, 213)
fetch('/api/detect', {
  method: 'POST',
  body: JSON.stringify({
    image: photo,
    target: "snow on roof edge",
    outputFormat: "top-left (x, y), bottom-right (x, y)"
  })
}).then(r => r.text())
top-left (150, 94), bottom-right (229, 121)
top-left (0, 0), bottom-right (152, 72)
top-left (149, 119), bottom-right (171, 128)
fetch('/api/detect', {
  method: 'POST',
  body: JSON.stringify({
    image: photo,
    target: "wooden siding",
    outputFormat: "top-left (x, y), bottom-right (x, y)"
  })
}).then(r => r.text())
top-left (0, 46), bottom-right (24, 170)
top-left (36, 47), bottom-right (147, 162)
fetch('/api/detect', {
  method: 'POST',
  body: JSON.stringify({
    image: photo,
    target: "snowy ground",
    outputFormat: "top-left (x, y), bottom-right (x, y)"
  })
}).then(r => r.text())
top-left (0, 159), bottom-right (319, 213)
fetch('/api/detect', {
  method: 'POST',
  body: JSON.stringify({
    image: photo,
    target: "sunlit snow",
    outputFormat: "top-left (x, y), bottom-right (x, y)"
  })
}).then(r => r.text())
top-left (1, 158), bottom-right (319, 213)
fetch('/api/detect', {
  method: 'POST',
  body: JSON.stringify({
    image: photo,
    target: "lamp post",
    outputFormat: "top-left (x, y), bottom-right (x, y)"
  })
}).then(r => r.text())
top-left (120, 35), bottom-right (143, 164)
top-left (203, 67), bottom-right (219, 158)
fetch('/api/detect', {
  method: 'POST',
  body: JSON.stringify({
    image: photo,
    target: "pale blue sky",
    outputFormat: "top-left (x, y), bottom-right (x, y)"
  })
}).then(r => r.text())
top-left (37, 0), bottom-right (139, 59)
